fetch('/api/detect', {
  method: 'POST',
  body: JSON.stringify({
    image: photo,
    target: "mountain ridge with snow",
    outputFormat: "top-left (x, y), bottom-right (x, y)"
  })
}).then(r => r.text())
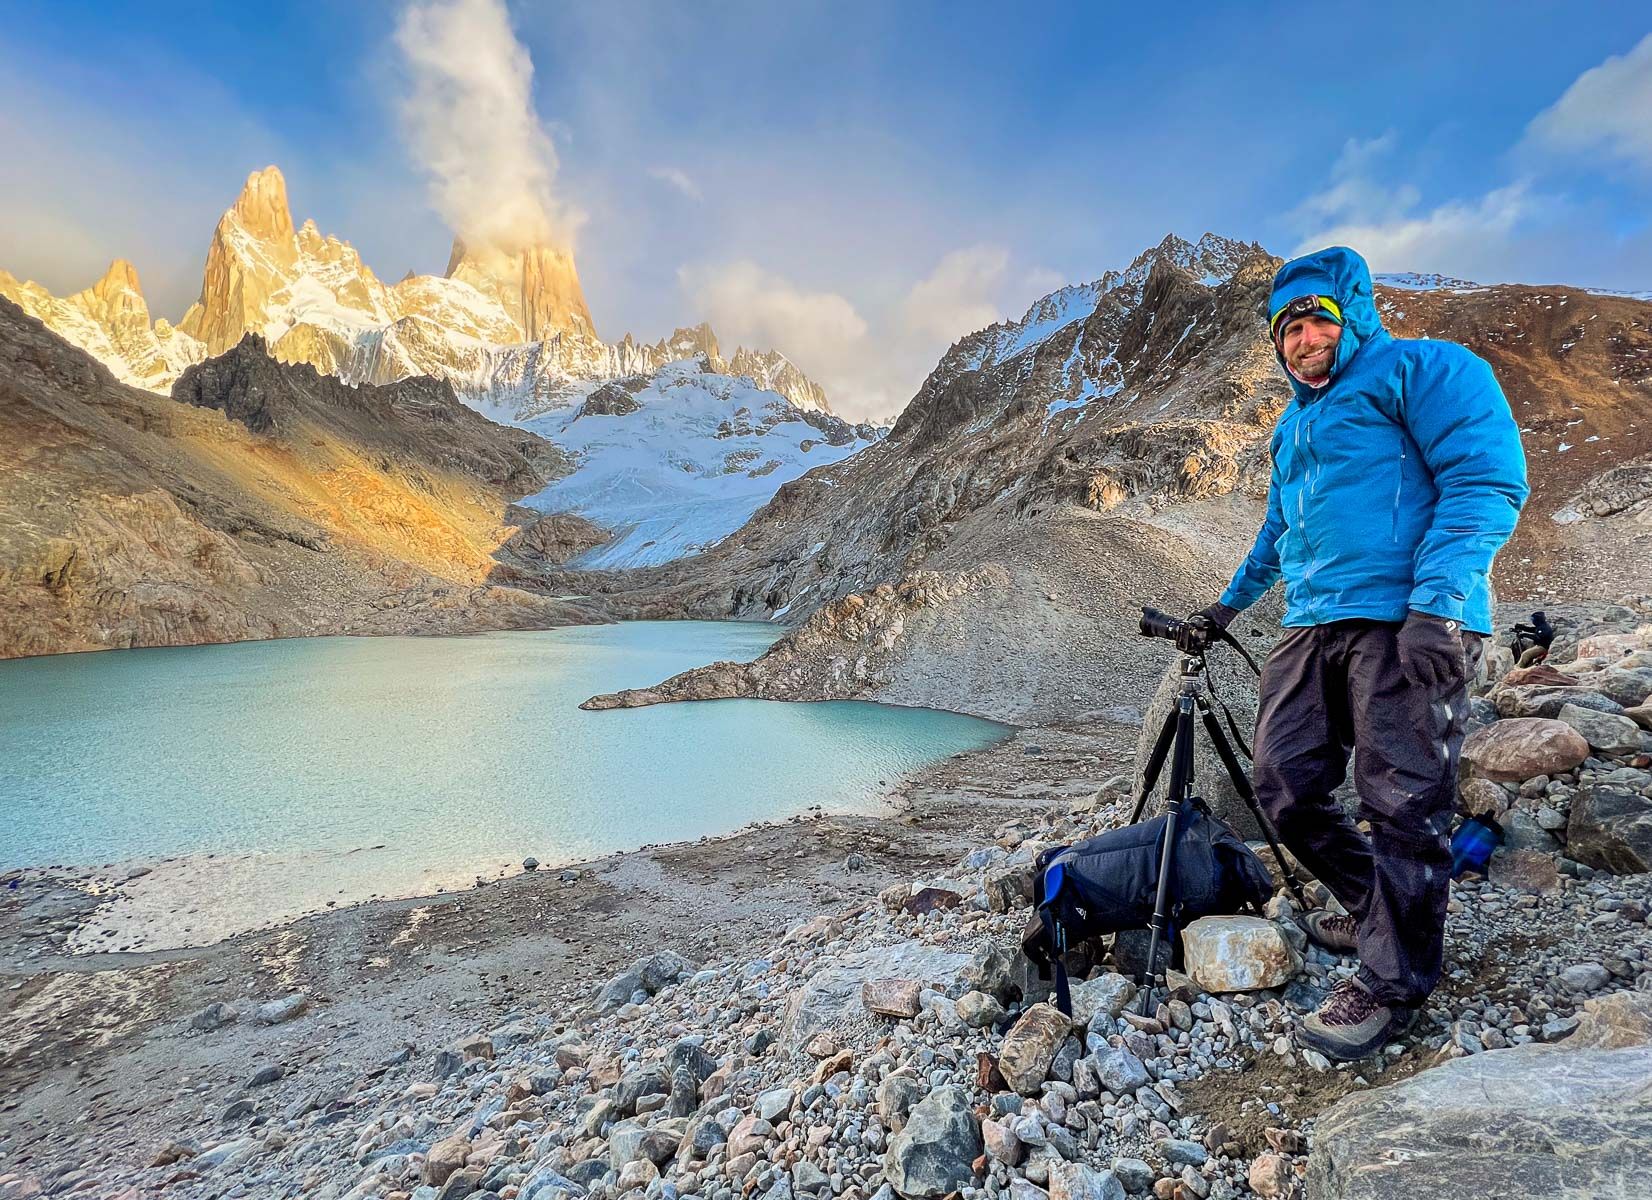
top-left (0, 165), bottom-right (838, 421)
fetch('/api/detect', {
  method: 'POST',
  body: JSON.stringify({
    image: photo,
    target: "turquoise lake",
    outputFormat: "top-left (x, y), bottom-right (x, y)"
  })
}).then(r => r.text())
top-left (0, 623), bottom-right (1007, 946)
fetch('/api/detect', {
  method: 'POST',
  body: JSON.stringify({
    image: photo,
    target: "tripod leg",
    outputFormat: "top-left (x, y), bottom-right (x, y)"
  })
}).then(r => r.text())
top-left (1141, 694), bottom-right (1195, 1014)
top-left (1198, 702), bottom-right (1307, 908)
top-left (1131, 707), bottom-right (1179, 824)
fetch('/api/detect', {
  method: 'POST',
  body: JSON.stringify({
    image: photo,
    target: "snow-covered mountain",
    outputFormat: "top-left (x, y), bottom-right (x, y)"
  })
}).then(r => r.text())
top-left (0, 259), bottom-right (205, 391)
top-left (516, 363), bottom-right (874, 568)
top-left (1, 164), bottom-right (873, 568)
top-left (2, 165), bottom-right (836, 417)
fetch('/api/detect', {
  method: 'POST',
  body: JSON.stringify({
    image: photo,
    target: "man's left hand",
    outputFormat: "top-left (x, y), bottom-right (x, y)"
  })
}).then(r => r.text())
top-left (1396, 611), bottom-right (1465, 693)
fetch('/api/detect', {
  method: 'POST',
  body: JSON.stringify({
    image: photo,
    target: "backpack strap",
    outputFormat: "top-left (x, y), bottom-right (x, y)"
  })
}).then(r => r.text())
top-left (1040, 905), bottom-right (1072, 1017)
top-left (1036, 859), bottom-right (1075, 1017)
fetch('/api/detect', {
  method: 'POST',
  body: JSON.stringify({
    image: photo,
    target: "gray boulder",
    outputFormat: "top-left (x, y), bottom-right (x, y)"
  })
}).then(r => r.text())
top-left (1095, 1047), bottom-right (1151, 1095)
top-left (1069, 972), bottom-right (1137, 1026)
top-left (190, 1002), bottom-right (238, 1032)
top-left (592, 951), bottom-right (695, 1013)
top-left (613, 1064), bottom-right (670, 1116)
top-left (1048, 1161), bottom-right (1125, 1200)
top-left (1567, 784), bottom-right (1652, 874)
top-left (1591, 667), bottom-right (1652, 708)
top-left (783, 941), bottom-right (970, 1052)
top-left (255, 993), bottom-right (308, 1025)
top-left (883, 1085), bottom-right (983, 1198)
top-left (1556, 703), bottom-right (1645, 754)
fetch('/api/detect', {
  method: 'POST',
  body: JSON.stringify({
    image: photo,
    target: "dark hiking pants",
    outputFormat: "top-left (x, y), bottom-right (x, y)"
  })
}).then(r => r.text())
top-left (1252, 619), bottom-right (1483, 1008)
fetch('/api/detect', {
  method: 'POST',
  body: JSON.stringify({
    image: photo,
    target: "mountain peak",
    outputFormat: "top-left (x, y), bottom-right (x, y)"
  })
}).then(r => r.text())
top-left (1132, 231), bottom-right (1262, 284)
top-left (90, 258), bottom-right (142, 298)
top-left (445, 238), bottom-right (597, 344)
top-left (229, 166), bottom-right (295, 246)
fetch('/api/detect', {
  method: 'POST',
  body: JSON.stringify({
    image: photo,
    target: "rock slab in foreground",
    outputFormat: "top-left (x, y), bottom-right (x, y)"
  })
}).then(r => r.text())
top-left (1307, 1042), bottom-right (1652, 1198)
top-left (783, 942), bottom-right (970, 1052)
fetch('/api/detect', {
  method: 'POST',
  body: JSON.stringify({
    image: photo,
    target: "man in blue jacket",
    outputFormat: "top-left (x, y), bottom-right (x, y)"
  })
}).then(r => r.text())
top-left (1190, 245), bottom-right (1528, 1061)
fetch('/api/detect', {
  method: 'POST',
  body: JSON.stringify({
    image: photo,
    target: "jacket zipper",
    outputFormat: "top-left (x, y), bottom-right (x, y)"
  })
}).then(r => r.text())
top-left (1293, 404), bottom-right (1320, 620)
top-left (1392, 442), bottom-right (1404, 542)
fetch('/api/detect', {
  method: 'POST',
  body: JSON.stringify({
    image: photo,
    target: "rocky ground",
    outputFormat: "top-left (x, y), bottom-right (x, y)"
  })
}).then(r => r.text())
top-left (4, 612), bottom-right (1652, 1200)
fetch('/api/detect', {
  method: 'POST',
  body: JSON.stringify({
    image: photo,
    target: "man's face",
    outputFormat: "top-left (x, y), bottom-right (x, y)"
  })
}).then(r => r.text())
top-left (1281, 315), bottom-right (1342, 382)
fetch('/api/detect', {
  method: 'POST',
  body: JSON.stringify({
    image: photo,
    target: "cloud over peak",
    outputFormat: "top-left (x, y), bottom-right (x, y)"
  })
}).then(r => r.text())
top-left (394, 0), bottom-right (582, 253)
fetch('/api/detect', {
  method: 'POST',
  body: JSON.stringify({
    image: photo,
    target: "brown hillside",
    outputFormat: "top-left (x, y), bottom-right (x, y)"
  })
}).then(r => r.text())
top-left (0, 298), bottom-right (606, 658)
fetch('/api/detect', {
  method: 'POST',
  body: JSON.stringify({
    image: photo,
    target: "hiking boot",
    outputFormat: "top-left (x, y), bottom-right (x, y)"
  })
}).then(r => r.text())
top-left (1299, 977), bottom-right (1415, 1062)
top-left (1299, 909), bottom-right (1359, 954)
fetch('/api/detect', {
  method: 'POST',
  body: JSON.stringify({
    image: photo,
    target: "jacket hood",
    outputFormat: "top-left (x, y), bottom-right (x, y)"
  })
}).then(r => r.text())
top-left (1270, 245), bottom-right (1386, 398)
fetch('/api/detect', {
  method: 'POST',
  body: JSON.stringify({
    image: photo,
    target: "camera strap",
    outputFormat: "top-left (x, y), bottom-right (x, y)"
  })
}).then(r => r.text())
top-left (1202, 627), bottom-right (1262, 762)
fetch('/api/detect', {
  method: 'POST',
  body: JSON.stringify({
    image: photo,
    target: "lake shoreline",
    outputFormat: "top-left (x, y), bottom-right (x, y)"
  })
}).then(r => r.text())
top-left (2, 623), bottom-right (1008, 918)
top-left (0, 719), bottom-right (1136, 1180)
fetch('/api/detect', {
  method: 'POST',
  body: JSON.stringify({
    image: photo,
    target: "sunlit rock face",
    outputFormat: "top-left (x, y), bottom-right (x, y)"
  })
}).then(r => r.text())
top-left (444, 237), bottom-right (596, 343)
top-left (5, 163), bottom-right (839, 429)
top-left (0, 259), bottom-right (206, 391)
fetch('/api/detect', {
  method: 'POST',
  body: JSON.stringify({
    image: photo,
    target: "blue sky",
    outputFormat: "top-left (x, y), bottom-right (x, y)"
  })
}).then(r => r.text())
top-left (2, 1), bottom-right (1648, 420)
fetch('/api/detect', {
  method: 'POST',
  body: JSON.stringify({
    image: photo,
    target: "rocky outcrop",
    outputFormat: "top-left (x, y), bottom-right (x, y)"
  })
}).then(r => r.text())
top-left (445, 237), bottom-right (597, 343)
top-left (0, 297), bottom-right (603, 658)
top-left (1306, 994), bottom-right (1652, 1199)
top-left (501, 508), bottom-right (611, 566)
top-left (581, 566), bottom-right (1016, 714)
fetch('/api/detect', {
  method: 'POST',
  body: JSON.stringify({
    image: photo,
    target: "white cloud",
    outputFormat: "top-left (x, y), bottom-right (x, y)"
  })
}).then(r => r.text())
top-left (394, 0), bottom-right (582, 252)
top-left (899, 245), bottom-right (1008, 343)
top-left (680, 259), bottom-right (868, 362)
top-left (1294, 182), bottom-right (1537, 273)
top-left (1283, 117), bottom-right (1652, 290)
top-left (677, 245), bottom-right (1068, 423)
top-left (1289, 133), bottom-right (1420, 229)
top-left (646, 166), bottom-right (702, 202)
top-left (1287, 130), bottom-right (1549, 275)
top-left (680, 260), bottom-right (907, 422)
top-left (1524, 32), bottom-right (1652, 172)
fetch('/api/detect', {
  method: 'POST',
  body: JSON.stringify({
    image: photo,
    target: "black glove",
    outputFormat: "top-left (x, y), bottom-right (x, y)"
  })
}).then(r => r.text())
top-left (1397, 610), bottom-right (1466, 693)
top-left (1189, 601), bottom-right (1238, 631)
top-left (1178, 602), bottom-right (1238, 653)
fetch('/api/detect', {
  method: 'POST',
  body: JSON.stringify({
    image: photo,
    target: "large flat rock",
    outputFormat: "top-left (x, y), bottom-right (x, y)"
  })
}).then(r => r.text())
top-left (783, 941), bottom-right (972, 1052)
top-left (1307, 1042), bottom-right (1652, 1198)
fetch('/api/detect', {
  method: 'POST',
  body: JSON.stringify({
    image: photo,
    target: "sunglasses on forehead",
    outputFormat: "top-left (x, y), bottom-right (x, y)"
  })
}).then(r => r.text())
top-left (1269, 293), bottom-right (1343, 340)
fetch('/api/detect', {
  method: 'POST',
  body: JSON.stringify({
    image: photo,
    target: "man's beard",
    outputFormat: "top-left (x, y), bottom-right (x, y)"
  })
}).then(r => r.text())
top-left (1289, 344), bottom-right (1334, 382)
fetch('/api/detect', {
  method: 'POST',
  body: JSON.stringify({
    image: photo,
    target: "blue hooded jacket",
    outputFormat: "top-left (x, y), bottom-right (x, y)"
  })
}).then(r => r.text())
top-left (1219, 246), bottom-right (1528, 634)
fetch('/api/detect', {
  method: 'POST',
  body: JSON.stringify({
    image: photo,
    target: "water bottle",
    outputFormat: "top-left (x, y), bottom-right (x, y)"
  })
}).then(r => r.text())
top-left (1450, 815), bottom-right (1504, 878)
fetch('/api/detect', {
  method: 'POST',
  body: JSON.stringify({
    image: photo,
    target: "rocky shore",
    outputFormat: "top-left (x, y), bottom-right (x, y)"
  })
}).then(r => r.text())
top-left (5, 608), bottom-right (1652, 1200)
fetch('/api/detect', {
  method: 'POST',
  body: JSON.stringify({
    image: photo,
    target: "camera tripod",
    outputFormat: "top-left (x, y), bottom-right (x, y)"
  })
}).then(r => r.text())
top-left (1129, 632), bottom-right (1306, 1015)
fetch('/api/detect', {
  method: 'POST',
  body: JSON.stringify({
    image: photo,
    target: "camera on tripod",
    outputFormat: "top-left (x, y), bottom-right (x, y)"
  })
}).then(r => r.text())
top-left (1140, 605), bottom-right (1216, 654)
top-left (1032, 599), bottom-right (1302, 1015)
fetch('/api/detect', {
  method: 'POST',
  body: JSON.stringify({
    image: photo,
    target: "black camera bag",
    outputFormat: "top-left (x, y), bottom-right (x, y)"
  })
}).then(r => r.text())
top-left (1022, 797), bottom-right (1274, 1014)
